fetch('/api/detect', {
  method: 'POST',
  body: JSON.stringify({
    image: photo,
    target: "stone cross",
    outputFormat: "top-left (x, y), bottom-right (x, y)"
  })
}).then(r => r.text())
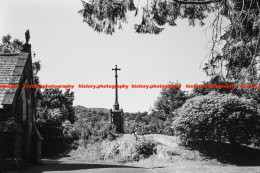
top-left (112, 65), bottom-right (121, 110)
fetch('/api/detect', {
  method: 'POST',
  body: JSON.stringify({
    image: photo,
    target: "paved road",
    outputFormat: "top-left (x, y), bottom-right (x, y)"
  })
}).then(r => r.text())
top-left (3, 160), bottom-right (153, 173)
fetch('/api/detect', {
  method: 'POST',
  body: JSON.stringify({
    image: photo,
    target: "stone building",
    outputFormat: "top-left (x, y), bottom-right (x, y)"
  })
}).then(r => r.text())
top-left (0, 31), bottom-right (42, 169)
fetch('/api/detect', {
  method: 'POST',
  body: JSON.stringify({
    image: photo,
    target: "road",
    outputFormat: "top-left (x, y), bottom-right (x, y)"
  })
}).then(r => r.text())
top-left (3, 159), bottom-right (153, 173)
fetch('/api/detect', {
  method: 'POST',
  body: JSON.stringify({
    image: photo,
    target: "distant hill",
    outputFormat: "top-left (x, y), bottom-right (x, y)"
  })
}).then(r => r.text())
top-left (74, 105), bottom-right (110, 121)
top-left (74, 105), bottom-right (151, 124)
top-left (74, 105), bottom-right (110, 114)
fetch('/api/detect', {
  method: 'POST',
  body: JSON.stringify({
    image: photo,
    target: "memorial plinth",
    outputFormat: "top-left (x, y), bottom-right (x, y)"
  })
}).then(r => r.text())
top-left (110, 109), bottom-right (124, 133)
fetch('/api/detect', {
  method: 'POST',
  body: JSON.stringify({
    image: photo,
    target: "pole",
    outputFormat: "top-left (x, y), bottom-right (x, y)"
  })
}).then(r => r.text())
top-left (112, 65), bottom-right (120, 110)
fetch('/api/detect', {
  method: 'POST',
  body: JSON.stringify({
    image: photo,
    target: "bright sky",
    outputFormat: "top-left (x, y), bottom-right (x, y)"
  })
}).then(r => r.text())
top-left (0, 0), bottom-right (214, 112)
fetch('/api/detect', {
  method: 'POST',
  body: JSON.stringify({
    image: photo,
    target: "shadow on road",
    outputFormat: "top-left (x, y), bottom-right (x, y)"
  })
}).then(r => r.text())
top-left (3, 159), bottom-right (147, 173)
top-left (188, 141), bottom-right (260, 166)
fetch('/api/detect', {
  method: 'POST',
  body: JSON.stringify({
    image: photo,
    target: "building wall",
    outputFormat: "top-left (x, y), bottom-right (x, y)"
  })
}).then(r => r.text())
top-left (0, 109), bottom-right (11, 121)
top-left (0, 133), bottom-right (15, 159)
top-left (0, 41), bottom-right (42, 169)
top-left (0, 133), bottom-right (23, 169)
top-left (0, 55), bottom-right (39, 169)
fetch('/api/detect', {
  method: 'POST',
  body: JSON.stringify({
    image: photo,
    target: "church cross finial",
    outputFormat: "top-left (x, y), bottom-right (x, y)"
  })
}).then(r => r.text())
top-left (21, 30), bottom-right (31, 54)
top-left (25, 30), bottom-right (30, 43)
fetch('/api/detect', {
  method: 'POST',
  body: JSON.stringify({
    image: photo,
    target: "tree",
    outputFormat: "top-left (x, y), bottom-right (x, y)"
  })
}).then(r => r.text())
top-left (0, 34), bottom-right (23, 53)
top-left (36, 88), bottom-right (76, 156)
top-left (79, 0), bottom-right (260, 81)
top-left (173, 91), bottom-right (260, 146)
top-left (189, 75), bottom-right (240, 98)
top-left (36, 89), bottom-right (75, 123)
top-left (154, 82), bottom-right (187, 116)
top-left (79, 0), bottom-right (215, 35)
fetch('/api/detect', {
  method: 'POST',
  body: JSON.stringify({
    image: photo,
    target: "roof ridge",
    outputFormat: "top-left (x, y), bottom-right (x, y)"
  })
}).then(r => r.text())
top-left (0, 53), bottom-right (21, 56)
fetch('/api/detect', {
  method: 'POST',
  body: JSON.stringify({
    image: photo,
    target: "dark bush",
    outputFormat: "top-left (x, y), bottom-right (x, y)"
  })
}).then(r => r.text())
top-left (173, 91), bottom-right (260, 146)
top-left (37, 119), bottom-right (75, 158)
top-left (135, 137), bottom-right (157, 159)
top-left (73, 121), bottom-right (117, 147)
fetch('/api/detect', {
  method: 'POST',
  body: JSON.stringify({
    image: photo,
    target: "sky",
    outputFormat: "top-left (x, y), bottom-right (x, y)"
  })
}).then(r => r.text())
top-left (0, 0), bottom-right (214, 112)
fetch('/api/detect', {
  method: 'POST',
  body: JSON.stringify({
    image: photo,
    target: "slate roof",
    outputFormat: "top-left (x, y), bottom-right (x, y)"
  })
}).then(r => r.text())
top-left (0, 53), bottom-right (29, 109)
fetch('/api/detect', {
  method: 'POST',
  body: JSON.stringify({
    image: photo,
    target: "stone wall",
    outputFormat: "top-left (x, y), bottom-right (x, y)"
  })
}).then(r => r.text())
top-left (0, 133), bottom-right (15, 158)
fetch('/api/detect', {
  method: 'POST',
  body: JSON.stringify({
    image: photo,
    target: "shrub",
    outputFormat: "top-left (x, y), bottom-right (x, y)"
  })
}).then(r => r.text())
top-left (95, 123), bottom-right (117, 141)
top-left (173, 91), bottom-right (260, 146)
top-left (124, 119), bottom-right (169, 135)
top-left (124, 121), bottom-right (149, 135)
top-left (37, 119), bottom-right (75, 157)
top-left (79, 122), bottom-right (117, 146)
top-left (69, 136), bottom-right (158, 163)
top-left (135, 136), bottom-right (157, 159)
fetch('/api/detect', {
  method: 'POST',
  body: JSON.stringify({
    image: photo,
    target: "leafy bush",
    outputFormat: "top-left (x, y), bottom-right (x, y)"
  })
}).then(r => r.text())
top-left (91, 123), bottom-right (117, 142)
top-left (173, 91), bottom-right (260, 146)
top-left (123, 107), bottom-right (176, 136)
top-left (37, 119), bottom-right (76, 157)
top-left (71, 106), bottom-right (116, 146)
top-left (71, 121), bottom-right (117, 147)
top-left (36, 89), bottom-right (76, 157)
top-left (69, 136), bottom-right (157, 163)
top-left (135, 136), bottom-right (157, 159)
top-left (124, 121), bottom-right (150, 135)
top-left (124, 119), bottom-right (171, 135)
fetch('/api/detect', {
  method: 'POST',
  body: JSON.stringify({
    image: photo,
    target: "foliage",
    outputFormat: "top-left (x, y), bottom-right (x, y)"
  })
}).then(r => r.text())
top-left (135, 136), bottom-right (157, 159)
top-left (37, 89), bottom-right (75, 123)
top-left (74, 105), bottom-right (110, 123)
top-left (154, 82), bottom-right (187, 117)
top-left (79, 0), bottom-right (214, 35)
top-left (189, 75), bottom-right (241, 98)
top-left (36, 118), bottom-right (76, 157)
top-left (79, 121), bottom-right (117, 146)
top-left (79, 0), bottom-right (136, 35)
top-left (70, 106), bottom-right (116, 146)
top-left (123, 107), bottom-right (176, 135)
top-left (124, 121), bottom-right (155, 135)
top-left (36, 89), bottom-right (76, 157)
top-left (124, 118), bottom-right (174, 136)
top-left (0, 34), bottom-right (23, 53)
top-left (79, 0), bottom-right (260, 81)
top-left (203, 0), bottom-right (260, 81)
top-left (189, 75), bottom-right (260, 107)
top-left (69, 135), bottom-right (158, 163)
top-left (173, 91), bottom-right (260, 146)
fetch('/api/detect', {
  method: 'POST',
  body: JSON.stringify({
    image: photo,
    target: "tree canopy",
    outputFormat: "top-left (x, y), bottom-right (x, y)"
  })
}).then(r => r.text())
top-left (154, 82), bottom-right (187, 116)
top-left (0, 34), bottom-right (23, 53)
top-left (79, 0), bottom-right (260, 81)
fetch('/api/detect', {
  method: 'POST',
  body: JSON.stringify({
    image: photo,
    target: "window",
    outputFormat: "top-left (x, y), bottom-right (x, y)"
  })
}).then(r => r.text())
top-left (21, 87), bottom-right (27, 123)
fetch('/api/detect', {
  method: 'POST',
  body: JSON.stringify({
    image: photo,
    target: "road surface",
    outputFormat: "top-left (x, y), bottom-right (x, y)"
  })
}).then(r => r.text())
top-left (3, 159), bottom-right (153, 173)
